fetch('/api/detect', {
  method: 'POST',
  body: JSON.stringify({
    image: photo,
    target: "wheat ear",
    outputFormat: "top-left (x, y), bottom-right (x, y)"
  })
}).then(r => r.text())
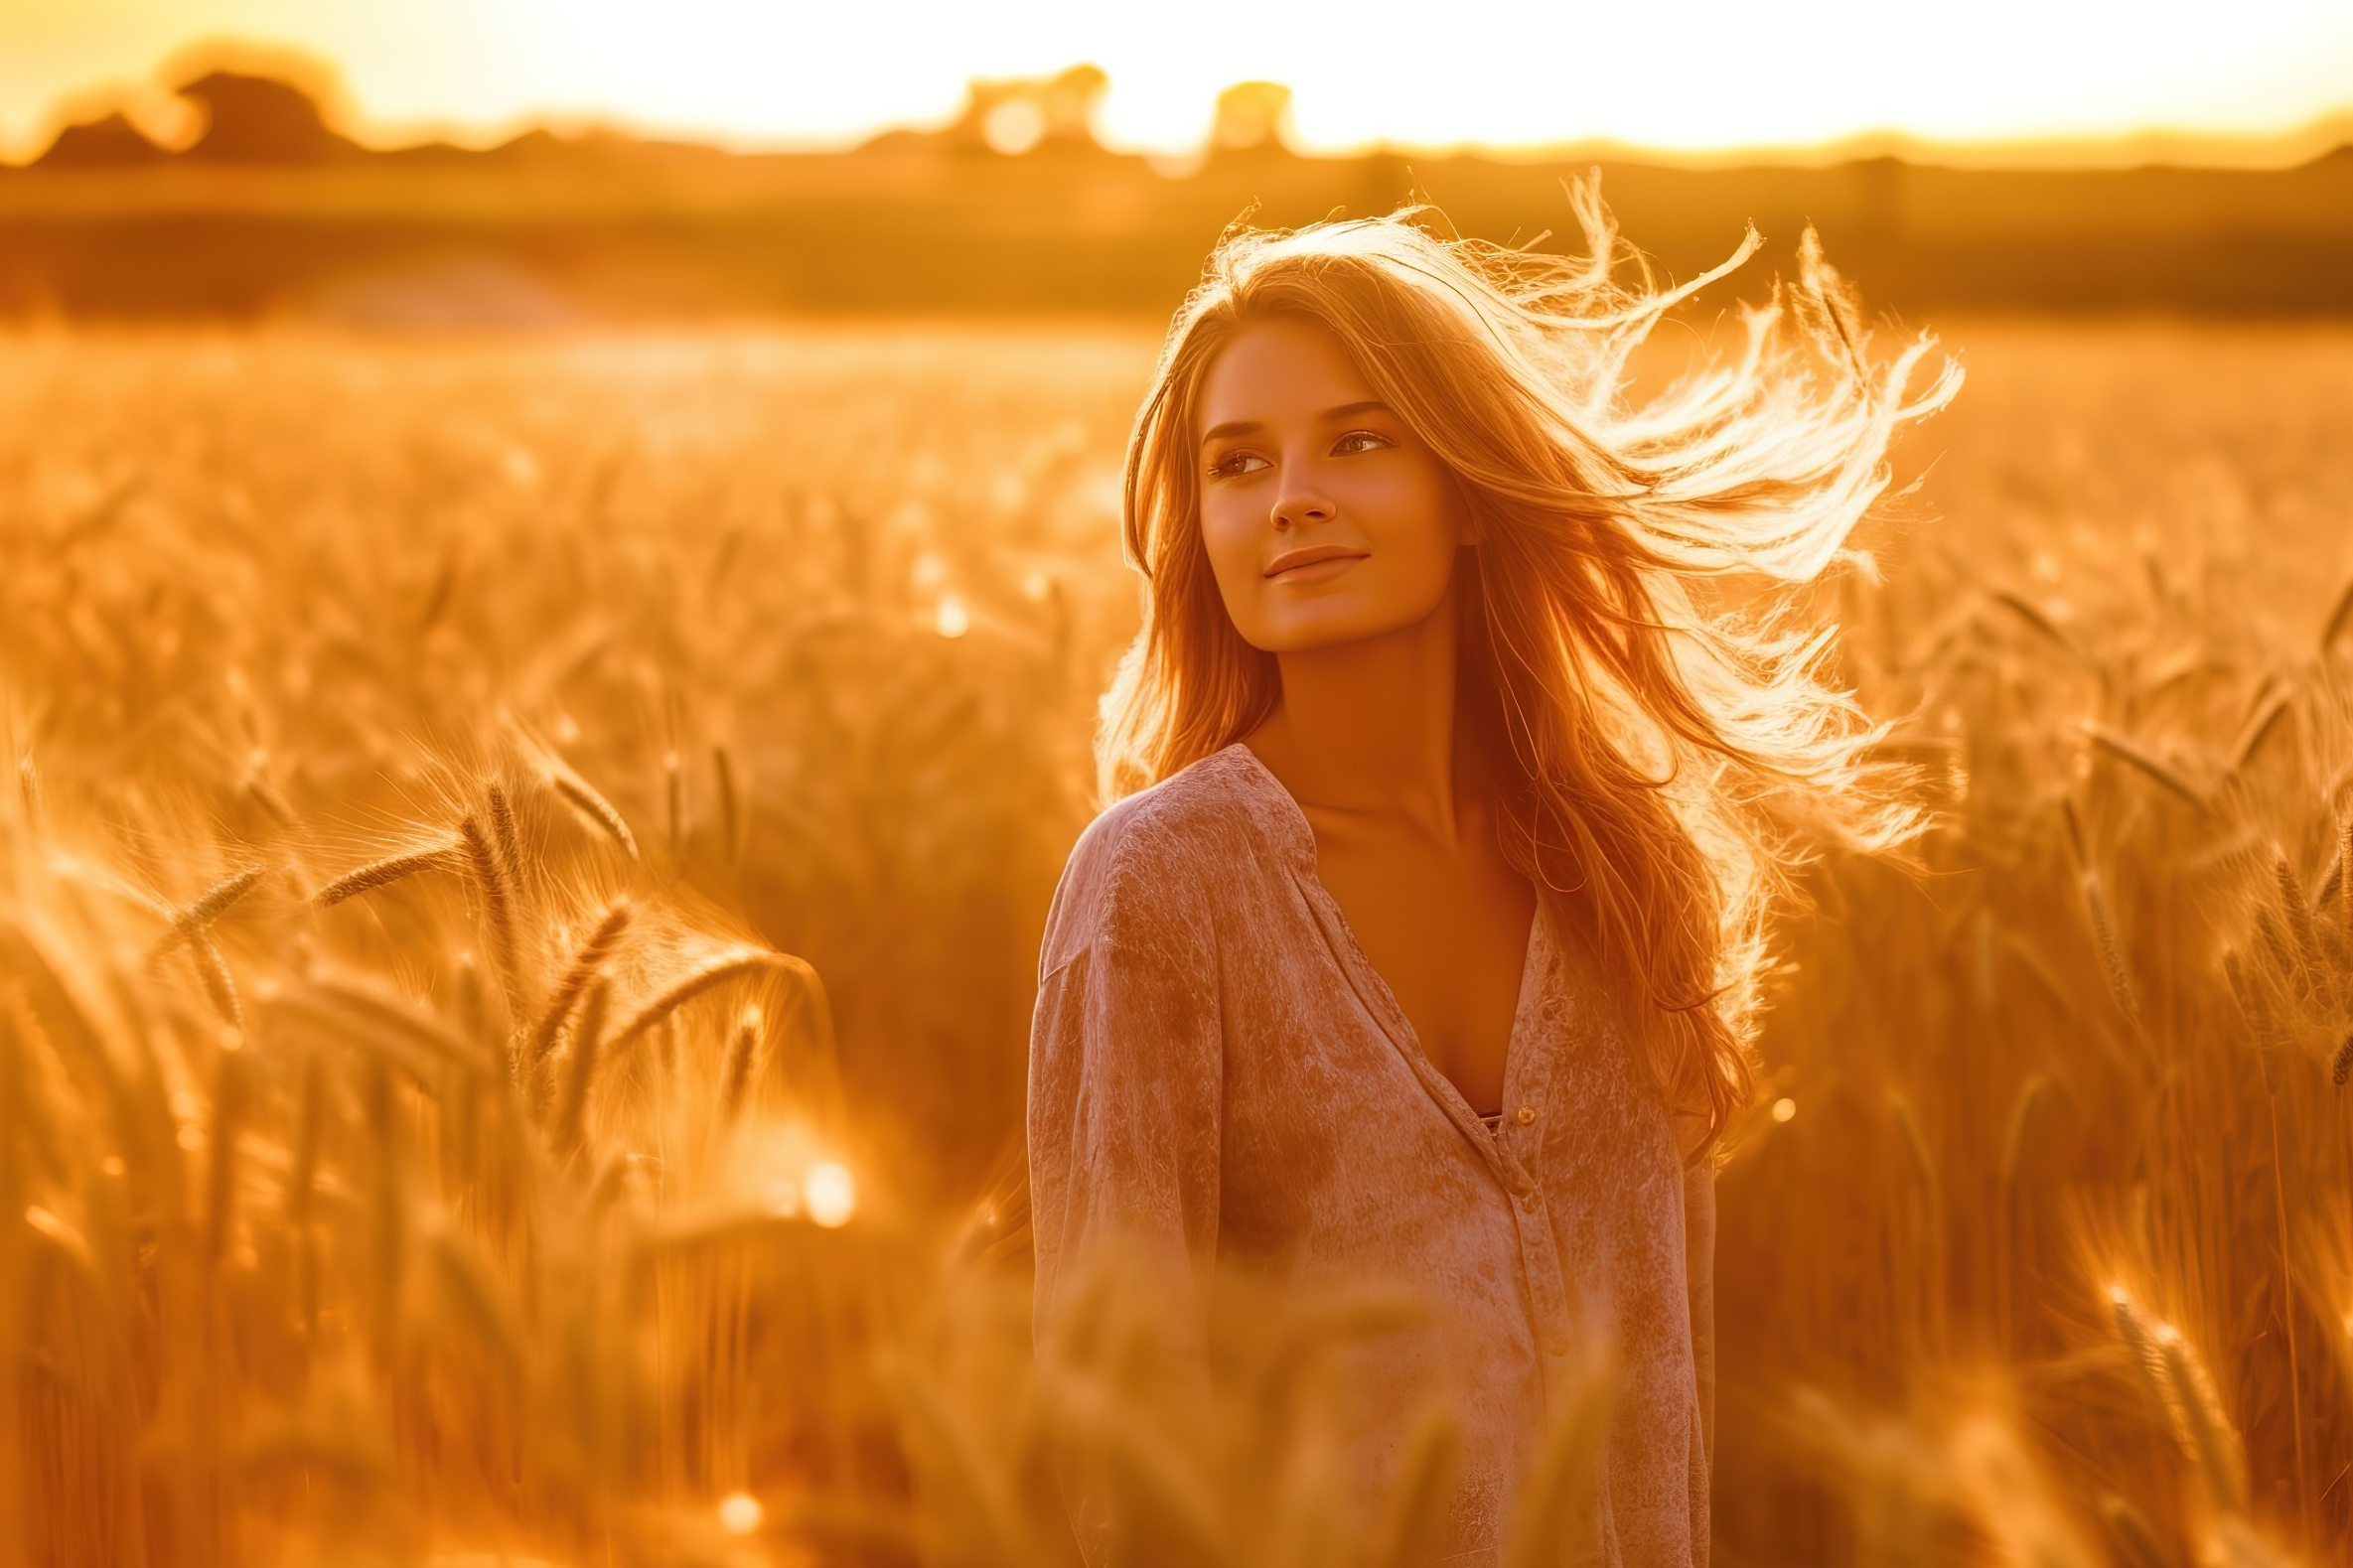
top-left (488, 784), bottom-right (523, 887)
top-left (2330, 1033), bottom-right (2353, 1086)
top-left (2109, 1289), bottom-right (2174, 1430)
top-left (550, 976), bottom-right (609, 1157)
top-left (2081, 869), bottom-right (2138, 1024)
top-left (549, 769), bottom-right (639, 860)
top-left (2277, 855), bottom-right (2324, 973)
top-left (191, 931), bottom-right (243, 1030)
top-left (17, 756), bottom-right (42, 826)
top-left (459, 815), bottom-right (522, 1008)
top-left (525, 900), bottom-right (635, 1070)
top-left (2339, 813), bottom-right (2353, 934)
top-left (718, 1003), bottom-right (763, 1122)
top-left (2157, 1326), bottom-right (2250, 1514)
top-left (154, 865), bottom-right (263, 954)
top-left (315, 838), bottom-right (462, 907)
top-left (607, 948), bottom-right (805, 1056)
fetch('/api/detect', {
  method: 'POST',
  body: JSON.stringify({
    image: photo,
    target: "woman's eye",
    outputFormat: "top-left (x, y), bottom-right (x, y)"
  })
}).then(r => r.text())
top-left (1210, 451), bottom-right (1270, 478)
top-left (1333, 430), bottom-right (1394, 456)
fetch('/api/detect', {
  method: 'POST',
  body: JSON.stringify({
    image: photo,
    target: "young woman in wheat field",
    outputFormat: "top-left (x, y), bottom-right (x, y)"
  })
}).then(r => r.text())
top-left (1027, 187), bottom-right (1959, 1565)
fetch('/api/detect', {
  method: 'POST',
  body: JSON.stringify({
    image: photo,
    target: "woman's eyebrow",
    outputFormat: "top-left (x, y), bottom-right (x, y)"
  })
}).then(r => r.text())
top-left (1201, 400), bottom-right (1393, 447)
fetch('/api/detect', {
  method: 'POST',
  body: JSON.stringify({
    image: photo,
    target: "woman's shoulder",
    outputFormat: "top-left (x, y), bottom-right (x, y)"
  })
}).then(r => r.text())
top-left (1042, 746), bottom-right (1294, 967)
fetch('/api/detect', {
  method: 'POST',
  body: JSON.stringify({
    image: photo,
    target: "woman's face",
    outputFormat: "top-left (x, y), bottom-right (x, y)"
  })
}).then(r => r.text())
top-left (1196, 317), bottom-right (1469, 654)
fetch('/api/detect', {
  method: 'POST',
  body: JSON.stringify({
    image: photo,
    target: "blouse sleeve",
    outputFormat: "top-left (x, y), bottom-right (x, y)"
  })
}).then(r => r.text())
top-left (1026, 853), bottom-right (1225, 1348)
top-left (1684, 1158), bottom-right (1717, 1472)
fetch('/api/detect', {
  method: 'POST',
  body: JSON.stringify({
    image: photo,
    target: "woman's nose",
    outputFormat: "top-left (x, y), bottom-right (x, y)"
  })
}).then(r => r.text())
top-left (1270, 488), bottom-right (1333, 531)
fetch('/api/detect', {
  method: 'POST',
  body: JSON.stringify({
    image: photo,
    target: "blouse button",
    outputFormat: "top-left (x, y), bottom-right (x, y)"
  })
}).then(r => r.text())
top-left (1515, 1105), bottom-right (1536, 1125)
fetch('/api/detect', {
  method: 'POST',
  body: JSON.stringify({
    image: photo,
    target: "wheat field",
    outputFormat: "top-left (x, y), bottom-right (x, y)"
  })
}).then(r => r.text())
top-left (3, 315), bottom-right (2352, 1566)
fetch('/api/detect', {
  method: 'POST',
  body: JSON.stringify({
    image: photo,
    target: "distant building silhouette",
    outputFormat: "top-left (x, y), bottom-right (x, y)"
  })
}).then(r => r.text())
top-left (35, 112), bottom-right (168, 169)
top-left (177, 71), bottom-right (353, 163)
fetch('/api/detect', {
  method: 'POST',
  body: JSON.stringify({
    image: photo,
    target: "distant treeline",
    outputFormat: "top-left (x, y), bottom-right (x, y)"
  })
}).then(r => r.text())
top-left (4, 68), bottom-right (2350, 321)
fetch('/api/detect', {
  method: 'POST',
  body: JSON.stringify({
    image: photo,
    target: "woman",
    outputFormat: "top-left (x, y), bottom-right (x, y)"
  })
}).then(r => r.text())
top-left (1027, 188), bottom-right (1958, 1564)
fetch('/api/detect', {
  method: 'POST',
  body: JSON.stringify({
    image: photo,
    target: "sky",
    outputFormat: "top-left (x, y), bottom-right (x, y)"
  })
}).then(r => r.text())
top-left (5, 0), bottom-right (2353, 163)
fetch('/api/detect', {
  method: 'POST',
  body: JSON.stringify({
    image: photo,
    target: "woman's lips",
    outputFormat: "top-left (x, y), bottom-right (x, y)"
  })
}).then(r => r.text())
top-left (1263, 546), bottom-right (1368, 585)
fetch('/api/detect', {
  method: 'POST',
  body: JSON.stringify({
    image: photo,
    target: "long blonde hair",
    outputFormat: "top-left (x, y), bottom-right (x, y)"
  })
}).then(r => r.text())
top-left (1101, 184), bottom-right (1961, 1149)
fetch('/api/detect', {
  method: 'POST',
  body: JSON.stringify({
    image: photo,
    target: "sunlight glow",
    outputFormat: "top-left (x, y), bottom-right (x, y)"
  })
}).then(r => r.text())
top-left (2, 0), bottom-right (2348, 162)
top-left (717, 1491), bottom-right (763, 1534)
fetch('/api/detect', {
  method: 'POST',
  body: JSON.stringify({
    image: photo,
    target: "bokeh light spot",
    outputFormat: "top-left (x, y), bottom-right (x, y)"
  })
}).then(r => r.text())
top-left (718, 1490), bottom-right (763, 1534)
top-left (805, 1161), bottom-right (856, 1227)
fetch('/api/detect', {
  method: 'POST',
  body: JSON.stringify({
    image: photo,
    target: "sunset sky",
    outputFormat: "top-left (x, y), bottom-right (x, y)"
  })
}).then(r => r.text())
top-left (6, 0), bottom-right (2352, 163)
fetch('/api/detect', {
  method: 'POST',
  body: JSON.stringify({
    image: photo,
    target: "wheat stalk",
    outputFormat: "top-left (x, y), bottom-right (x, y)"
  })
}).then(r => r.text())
top-left (288, 1050), bottom-right (324, 1336)
top-left (2322, 573), bottom-right (2353, 652)
top-left (205, 1048), bottom-right (245, 1268)
top-left (714, 744), bottom-right (740, 864)
top-left (2227, 688), bottom-right (2292, 777)
top-left (2084, 723), bottom-right (2209, 809)
top-left (663, 750), bottom-right (684, 859)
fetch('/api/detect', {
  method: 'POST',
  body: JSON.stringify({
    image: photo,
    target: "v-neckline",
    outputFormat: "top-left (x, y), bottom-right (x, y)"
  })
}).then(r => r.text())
top-left (1220, 743), bottom-right (1549, 1137)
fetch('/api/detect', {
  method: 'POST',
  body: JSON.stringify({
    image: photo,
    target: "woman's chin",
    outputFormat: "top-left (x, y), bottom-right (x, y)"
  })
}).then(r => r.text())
top-left (1241, 610), bottom-right (1434, 655)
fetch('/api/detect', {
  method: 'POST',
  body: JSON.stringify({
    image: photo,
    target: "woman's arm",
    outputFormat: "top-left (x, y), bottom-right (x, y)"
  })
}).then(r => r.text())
top-left (1027, 920), bottom-right (1225, 1323)
top-left (1026, 850), bottom-right (1225, 1559)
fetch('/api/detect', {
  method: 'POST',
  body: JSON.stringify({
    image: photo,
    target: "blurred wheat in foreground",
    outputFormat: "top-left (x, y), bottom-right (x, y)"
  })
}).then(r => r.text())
top-left (4, 320), bottom-right (2353, 1565)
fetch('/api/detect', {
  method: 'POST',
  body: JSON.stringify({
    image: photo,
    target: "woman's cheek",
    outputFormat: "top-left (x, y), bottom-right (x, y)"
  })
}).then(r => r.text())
top-left (1200, 506), bottom-right (1270, 639)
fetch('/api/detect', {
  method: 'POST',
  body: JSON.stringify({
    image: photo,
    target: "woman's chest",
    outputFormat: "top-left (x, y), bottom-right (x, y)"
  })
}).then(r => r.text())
top-left (1205, 918), bottom-right (1677, 1264)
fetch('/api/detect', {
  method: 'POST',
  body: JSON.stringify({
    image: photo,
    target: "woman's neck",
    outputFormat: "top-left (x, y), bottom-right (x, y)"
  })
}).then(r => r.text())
top-left (1245, 589), bottom-right (1465, 845)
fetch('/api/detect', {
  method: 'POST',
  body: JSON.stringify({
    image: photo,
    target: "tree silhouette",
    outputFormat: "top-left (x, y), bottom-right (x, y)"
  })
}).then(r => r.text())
top-left (35, 112), bottom-right (167, 169)
top-left (177, 70), bottom-right (354, 163)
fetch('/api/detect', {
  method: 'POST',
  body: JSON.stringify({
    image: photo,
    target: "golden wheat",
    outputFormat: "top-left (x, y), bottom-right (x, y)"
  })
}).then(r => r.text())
top-left (2, 317), bottom-right (2350, 1566)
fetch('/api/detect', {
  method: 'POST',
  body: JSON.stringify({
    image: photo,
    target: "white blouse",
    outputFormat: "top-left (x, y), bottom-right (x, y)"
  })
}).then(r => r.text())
top-left (1029, 743), bottom-right (1714, 1566)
